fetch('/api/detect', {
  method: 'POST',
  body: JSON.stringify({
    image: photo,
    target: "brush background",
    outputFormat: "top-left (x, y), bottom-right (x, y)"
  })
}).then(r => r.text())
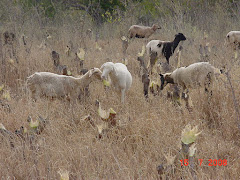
top-left (0, 0), bottom-right (240, 179)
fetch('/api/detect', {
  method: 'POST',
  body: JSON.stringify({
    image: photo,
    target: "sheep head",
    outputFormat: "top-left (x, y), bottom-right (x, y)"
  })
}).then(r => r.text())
top-left (175, 33), bottom-right (186, 41)
top-left (159, 73), bottom-right (174, 90)
top-left (152, 24), bottom-right (161, 31)
top-left (100, 62), bottom-right (116, 80)
top-left (88, 68), bottom-right (102, 80)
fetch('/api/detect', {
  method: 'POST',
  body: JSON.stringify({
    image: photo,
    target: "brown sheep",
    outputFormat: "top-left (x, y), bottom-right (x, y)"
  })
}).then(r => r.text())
top-left (128, 24), bottom-right (161, 39)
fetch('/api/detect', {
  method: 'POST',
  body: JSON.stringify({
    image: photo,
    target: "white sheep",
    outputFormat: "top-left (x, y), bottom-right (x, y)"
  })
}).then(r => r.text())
top-left (100, 62), bottom-right (132, 103)
top-left (226, 31), bottom-right (240, 50)
top-left (27, 68), bottom-right (102, 101)
top-left (159, 62), bottom-right (222, 108)
top-left (160, 62), bottom-right (221, 91)
top-left (128, 24), bottom-right (161, 39)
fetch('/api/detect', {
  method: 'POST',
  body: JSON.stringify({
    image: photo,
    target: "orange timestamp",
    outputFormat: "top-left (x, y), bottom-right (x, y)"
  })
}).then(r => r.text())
top-left (180, 159), bottom-right (227, 166)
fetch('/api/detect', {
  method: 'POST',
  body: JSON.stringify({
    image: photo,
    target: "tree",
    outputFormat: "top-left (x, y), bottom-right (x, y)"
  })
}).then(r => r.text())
top-left (64, 0), bottom-right (125, 25)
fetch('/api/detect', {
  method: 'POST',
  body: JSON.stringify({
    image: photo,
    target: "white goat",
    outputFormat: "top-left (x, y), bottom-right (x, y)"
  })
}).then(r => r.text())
top-left (128, 24), bottom-right (161, 39)
top-left (100, 62), bottom-right (132, 103)
top-left (226, 31), bottom-right (240, 50)
top-left (27, 68), bottom-right (102, 101)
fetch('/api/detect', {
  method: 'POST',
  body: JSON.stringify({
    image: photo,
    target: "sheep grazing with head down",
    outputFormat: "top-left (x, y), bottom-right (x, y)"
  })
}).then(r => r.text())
top-left (160, 62), bottom-right (222, 91)
top-left (226, 31), bottom-right (240, 50)
top-left (26, 68), bottom-right (102, 102)
top-left (100, 62), bottom-right (132, 103)
top-left (159, 62), bottom-right (222, 109)
top-left (128, 24), bottom-right (161, 39)
top-left (146, 33), bottom-right (186, 73)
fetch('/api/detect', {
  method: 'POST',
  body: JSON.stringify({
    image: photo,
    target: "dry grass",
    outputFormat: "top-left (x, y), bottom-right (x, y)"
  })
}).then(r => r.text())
top-left (0, 5), bottom-right (240, 179)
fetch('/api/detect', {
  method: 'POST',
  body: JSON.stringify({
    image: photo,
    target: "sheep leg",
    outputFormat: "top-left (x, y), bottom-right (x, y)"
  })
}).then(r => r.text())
top-left (166, 57), bottom-right (170, 64)
top-left (121, 89), bottom-right (125, 103)
top-left (182, 91), bottom-right (193, 111)
top-left (32, 87), bottom-right (41, 101)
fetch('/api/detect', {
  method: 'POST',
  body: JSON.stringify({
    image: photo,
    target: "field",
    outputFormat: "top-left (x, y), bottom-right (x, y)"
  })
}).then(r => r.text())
top-left (0, 1), bottom-right (240, 179)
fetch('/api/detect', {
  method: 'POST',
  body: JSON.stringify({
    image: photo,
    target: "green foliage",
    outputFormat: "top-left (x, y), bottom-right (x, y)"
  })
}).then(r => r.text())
top-left (87, 0), bottom-right (126, 24)
top-left (139, 0), bottom-right (160, 17)
top-left (18, 0), bottom-right (56, 18)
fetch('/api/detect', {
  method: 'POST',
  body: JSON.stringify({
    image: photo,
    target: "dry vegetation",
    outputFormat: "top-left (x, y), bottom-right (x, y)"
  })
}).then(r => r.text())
top-left (0, 1), bottom-right (240, 179)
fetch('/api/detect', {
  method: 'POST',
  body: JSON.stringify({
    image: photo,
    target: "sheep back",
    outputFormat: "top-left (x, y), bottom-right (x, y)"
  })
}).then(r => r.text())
top-left (27, 72), bottom-right (79, 99)
top-left (112, 63), bottom-right (132, 91)
top-left (129, 24), bottom-right (159, 38)
top-left (171, 62), bottom-right (216, 89)
top-left (101, 62), bottom-right (132, 92)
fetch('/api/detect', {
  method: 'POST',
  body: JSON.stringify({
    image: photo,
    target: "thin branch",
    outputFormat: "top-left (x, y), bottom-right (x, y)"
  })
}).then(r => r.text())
top-left (225, 70), bottom-right (240, 131)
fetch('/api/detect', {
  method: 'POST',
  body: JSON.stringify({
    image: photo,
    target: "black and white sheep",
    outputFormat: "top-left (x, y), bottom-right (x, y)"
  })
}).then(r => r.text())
top-left (128, 24), bottom-right (161, 39)
top-left (146, 33), bottom-right (186, 73)
top-left (26, 68), bottom-right (102, 101)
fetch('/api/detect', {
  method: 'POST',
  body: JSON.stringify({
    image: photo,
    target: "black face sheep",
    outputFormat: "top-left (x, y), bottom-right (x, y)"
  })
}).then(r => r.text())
top-left (159, 62), bottom-right (222, 91)
top-left (26, 68), bottom-right (102, 102)
top-left (146, 33), bottom-right (186, 72)
top-left (128, 24), bottom-right (161, 39)
top-left (226, 31), bottom-right (240, 50)
top-left (159, 62), bottom-right (222, 108)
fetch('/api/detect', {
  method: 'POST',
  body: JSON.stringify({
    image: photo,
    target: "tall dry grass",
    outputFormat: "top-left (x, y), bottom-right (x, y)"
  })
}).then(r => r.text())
top-left (0, 1), bottom-right (240, 179)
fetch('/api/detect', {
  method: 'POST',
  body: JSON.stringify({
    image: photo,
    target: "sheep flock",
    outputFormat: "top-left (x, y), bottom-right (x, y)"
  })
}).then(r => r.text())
top-left (1, 17), bottom-right (240, 179)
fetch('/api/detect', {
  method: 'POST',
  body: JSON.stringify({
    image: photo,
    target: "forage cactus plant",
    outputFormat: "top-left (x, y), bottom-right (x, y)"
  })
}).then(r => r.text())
top-left (96, 100), bottom-right (117, 126)
top-left (95, 100), bottom-right (117, 138)
top-left (27, 115), bottom-right (47, 135)
top-left (58, 169), bottom-right (69, 180)
top-left (77, 48), bottom-right (85, 61)
top-left (137, 45), bottom-right (145, 57)
top-left (181, 124), bottom-right (201, 146)
top-left (181, 124), bottom-right (201, 179)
